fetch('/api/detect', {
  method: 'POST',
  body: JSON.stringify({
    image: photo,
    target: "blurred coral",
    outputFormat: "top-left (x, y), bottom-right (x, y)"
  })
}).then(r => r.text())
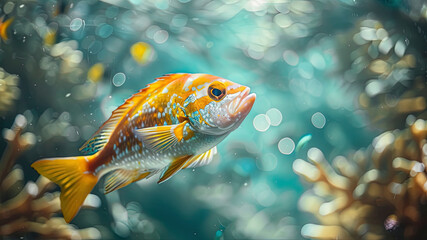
top-left (390, 0), bottom-right (427, 22)
top-left (293, 119), bottom-right (427, 239)
top-left (0, 114), bottom-right (101, 240)
top-left (0, 67), bottom-right (20, 116)
top-left (338, 15), bottom-right (427, 130)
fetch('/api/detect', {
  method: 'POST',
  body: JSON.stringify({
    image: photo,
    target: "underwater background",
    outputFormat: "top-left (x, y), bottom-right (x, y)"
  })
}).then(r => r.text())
top-left (1, 0), bottom-right (427, 239)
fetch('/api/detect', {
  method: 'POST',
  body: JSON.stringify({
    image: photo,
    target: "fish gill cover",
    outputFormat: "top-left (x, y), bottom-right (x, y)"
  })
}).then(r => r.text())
top-left (0, 0), bottom-right (426, 239)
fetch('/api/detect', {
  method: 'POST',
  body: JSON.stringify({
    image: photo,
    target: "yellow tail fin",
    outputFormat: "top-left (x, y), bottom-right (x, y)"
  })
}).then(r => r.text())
top-left (31, 156), bottom-right (98, 223)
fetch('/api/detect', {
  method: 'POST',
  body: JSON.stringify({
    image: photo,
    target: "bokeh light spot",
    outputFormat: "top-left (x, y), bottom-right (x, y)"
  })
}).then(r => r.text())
top-left (365, 80), bottom-right (383, 97)
top-left (298, 62), bottom-right (314, 79)
top-left (4, 2), bottom-right (15, 14)
top-left (290, 1), bottom-right (315, 13)
top-left (253, 114), bottom-right (271, 132)
top-left (153, 30), bottom-right (169, 44)
top-left (394, 39), bottom-right (406, 57)
top-left (105, 6), bottom-right (119, 18)
top-left (257, 152), bottom-right (278, 171)
top-left (266, 108), bottom-right (282, 126)
top-left (87, 63), bottom-right (104, 83)
top-left (96, 23), bottom-right (114, 38)
top-left (112, 72), bottom-right (126, 87)
top-left (70, 18), bottom-right (84, 31)
top-left (309, 52), bottom-right (326, 70)
top-left (155, 0), bottom-right (169, 10)
top-left (379, 37), bottom-right (393, 54)
top-left (129, 0), bottom-right (143, 4)
top-left (171, 14), bottom-right (188, 27)
top-left (283, 50), bottom-right (299, 66)
top-left (274, 13), bottom-right (292, 28)
top-left (257, 186), bottom-right (277, 207)
top-left (311, 112), bottom-right (326, 129)
top-left (278, 137), bottom-right (295, 155)
top-left (130, 42), bottom-right (153, 65)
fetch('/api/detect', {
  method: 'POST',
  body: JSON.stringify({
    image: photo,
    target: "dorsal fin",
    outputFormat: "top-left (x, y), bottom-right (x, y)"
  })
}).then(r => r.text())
top-left (79, 73), bottom-right (188, 154)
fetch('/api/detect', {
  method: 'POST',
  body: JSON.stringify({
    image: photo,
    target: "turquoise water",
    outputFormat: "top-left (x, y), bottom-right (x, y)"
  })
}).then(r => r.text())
top-left (1, 0), bottom-right (426, 239)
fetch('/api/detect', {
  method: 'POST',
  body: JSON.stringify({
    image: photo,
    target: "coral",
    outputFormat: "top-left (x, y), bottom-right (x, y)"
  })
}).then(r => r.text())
top-left (338, 15), bottom-right (427, 130)
top-left (293, 119), bottom-right (427, 239)
top-left (0, 67), bottom-right (20, 115)
top-left (0, 114), bottom-right (101, 240)
top-left (295, 5), bottom-right (427, 239)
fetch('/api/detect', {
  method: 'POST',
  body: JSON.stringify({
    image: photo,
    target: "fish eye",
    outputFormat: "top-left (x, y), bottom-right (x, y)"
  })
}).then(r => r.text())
top-left (208, 82), bottom-right (226, 101)
top-left (212, 88), bottom-right (222, 97)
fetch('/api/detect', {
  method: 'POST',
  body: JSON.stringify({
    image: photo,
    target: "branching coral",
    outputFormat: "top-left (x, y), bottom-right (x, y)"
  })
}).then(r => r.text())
top-left (0, 114), bottom-right (101, 239)
top-left (293, 119), bottom-right (427, 239)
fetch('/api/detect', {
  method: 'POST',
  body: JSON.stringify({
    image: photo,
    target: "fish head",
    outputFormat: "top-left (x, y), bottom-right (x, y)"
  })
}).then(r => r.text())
top-left (181, 74), bottom-right (256, 135)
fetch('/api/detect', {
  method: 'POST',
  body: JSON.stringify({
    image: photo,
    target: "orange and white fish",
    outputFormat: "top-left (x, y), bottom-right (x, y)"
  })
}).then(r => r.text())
top-left (32, 73), bottom-right (256, 222)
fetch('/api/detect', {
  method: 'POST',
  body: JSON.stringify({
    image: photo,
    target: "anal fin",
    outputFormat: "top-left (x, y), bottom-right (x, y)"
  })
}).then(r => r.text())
top-left (183, 147), bottom-right (217, 169)
top-left (158, 155), bottom-right (193, 184)
top-left (104, 169), bottom-right (150, 194)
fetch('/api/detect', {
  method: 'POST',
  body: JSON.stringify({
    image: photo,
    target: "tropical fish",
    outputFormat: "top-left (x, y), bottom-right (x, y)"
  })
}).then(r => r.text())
top-left (32, 73), bottom-right (256, 222)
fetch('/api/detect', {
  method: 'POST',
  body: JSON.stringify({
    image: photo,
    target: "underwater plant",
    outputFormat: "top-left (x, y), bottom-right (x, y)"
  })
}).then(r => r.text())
top-left (0, 114), bottom-right (101, 239)
top-left (294, 119), bottom-right (427, 239)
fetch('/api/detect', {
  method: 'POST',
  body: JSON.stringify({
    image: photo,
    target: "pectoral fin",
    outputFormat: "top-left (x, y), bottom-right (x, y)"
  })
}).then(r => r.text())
top-left (135, 121), bottom-right (187, 152)
top-left (158, 155), bottom-right (193, 184)
top-left (183, 147), bottom-right (218, 169)
top-left (104, 169), bottom-right (151, 194)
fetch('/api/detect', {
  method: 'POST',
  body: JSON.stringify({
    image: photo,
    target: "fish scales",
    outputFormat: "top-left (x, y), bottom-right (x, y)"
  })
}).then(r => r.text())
top-left (98, 74), bottom-right (212, 172)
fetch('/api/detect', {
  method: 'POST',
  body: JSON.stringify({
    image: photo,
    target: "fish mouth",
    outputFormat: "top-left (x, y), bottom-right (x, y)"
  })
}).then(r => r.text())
top-left (228, 88), bottom-right (256, 117)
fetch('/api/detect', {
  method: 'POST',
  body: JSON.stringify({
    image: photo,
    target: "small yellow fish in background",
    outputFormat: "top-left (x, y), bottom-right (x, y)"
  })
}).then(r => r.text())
top-left (43, 28), bottom-right (57, 46)
top-left (0, 17), bottom-right (13, 41)
top-left (32, 73), bottom-right (256, 222)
